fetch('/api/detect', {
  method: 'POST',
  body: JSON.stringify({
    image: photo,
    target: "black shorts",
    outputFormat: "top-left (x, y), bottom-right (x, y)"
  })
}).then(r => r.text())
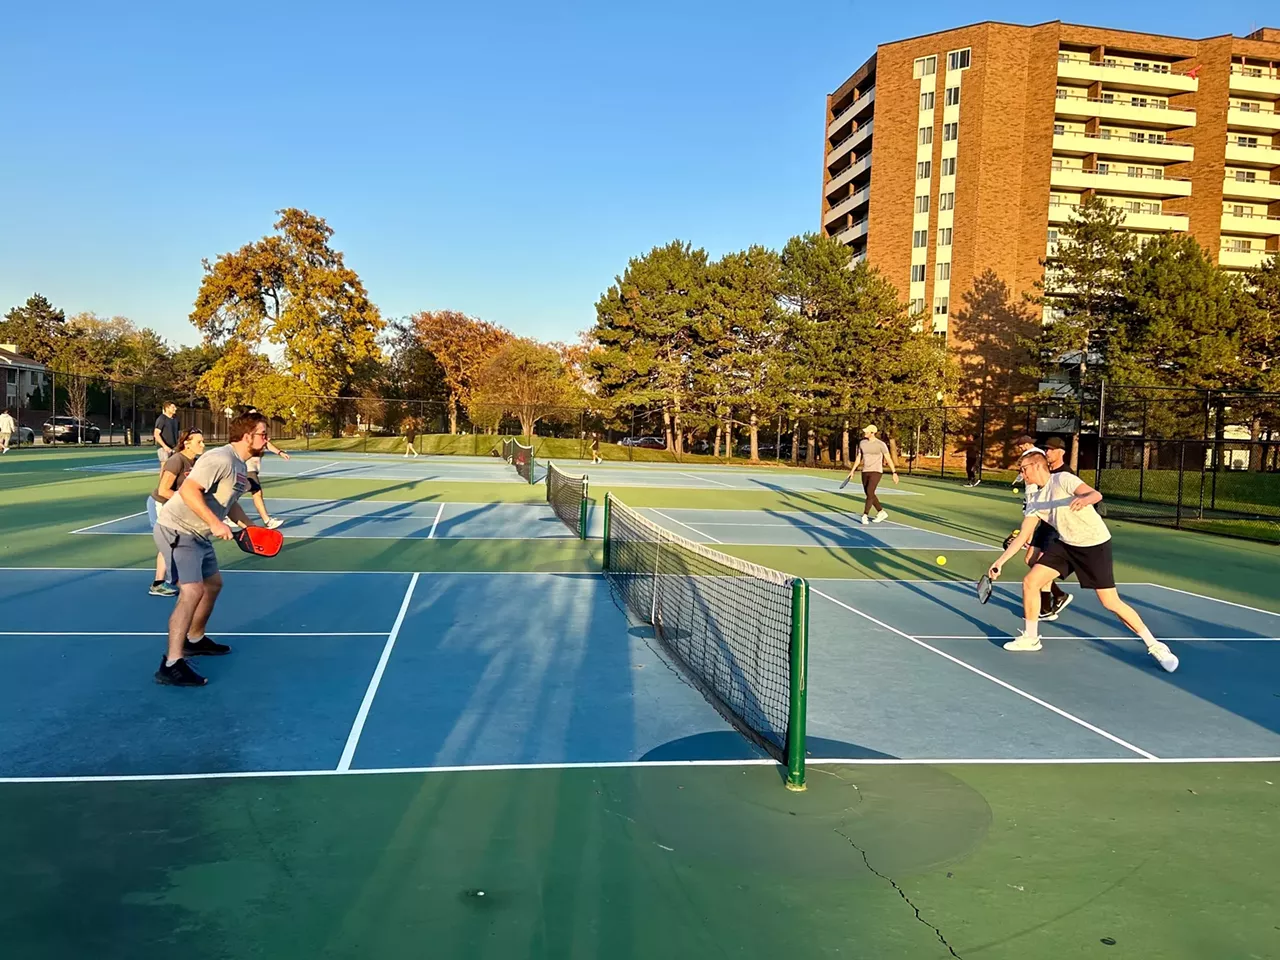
top-left (247, 474), bottom-right (262, 495)
top-left (1029, 521), bottom-right (1058, 552)
top-left (1036, 539), bottom-right (1115, 590)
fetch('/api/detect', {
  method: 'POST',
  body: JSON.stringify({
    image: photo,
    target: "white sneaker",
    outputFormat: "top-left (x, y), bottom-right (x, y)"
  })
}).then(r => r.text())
top-left (266, 517), bottom-right (284, 530)
top-left (1003, 633), bottom-right (1043, 653)
top-left (1147, 641), bottom-right (1179, 673)
top-left (860, 514), bottom-right (869, 525)
top-left (872, 510), bottom-right (888, 523)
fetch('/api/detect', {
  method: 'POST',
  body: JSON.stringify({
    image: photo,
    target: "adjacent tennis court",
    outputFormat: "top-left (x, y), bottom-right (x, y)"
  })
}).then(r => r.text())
top-left (3, 444), bottom-right (1278, 960)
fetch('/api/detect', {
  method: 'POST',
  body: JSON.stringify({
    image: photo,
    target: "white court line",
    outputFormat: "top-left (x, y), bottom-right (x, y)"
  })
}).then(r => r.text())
top-left (1143, 583), bottom-right (1280, 619)
top-left (915, 635), bottom-right (1279, 642)
top-left (291, 459), bottom-right (344, 478)
top-left (71, 531), bottom-right (577, 542)
top-left (649, 509), bottom-right (723, 543)
top-left (427, 503), bottom-right (444, 539)
top-left (810, 587), bottom-right (1159, 760)
top-left (3, 754), bottom-right (1279, 785)
top-left (68, 511), bottom-right (148, 534)
top-left (0, 631), bottom-right (387, 637)
top-left (0, 566), bottom-right (601, 576)
top-left (337, 572), bottom-right (420, 771)
top-left (679, 471), bottom-right (735, 488)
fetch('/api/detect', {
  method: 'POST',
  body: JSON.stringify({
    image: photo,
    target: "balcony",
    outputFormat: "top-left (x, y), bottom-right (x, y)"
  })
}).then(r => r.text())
top-left (1223, 176), bottom-right (1280, 202)
top-left (835, 219), bottom-right (869, 245)
top-left (1048, 200), bottom-right (1188, 231)
top-left (1225, 140), bottom-right (1280, 169)
top-left (828, 87), bottom-right (875, 137)
top-left (1055, 92), bottom-right (1196, 129)
top-left (1057, 55), bottom-right (1197, 96)
top-left (1049, 165), bottom-right (1192, 198)
top-left (1229, 64), bottom-right (1280, 100)
top-left (1227, 104), bottom-right (1280, 135)
top-left (825, 152), bottom-right (872, 196)
top-left (827, 120), bottom-right (873, 164)
top-left (1220, 212), bottom-right (1280, 237)
top-left (1219, 247), bottom-right (1272, 270)
top-left (1052, 131), bottom-right (1192, 163)
top-left (823, 184), bottom-right (871, 225)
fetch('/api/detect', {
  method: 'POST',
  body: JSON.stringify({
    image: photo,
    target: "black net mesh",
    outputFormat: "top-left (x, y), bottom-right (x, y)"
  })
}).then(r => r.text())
top-left (546, 462), bottom-right (587, 538)
top-left (501, 438), bottom-right (515, 462)
top-left (603, 494), bottom-right (801, 763)
top-left (513, 441), bottom-right (534, 483)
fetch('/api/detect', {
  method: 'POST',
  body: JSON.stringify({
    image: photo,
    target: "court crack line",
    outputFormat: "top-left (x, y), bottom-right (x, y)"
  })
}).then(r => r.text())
top-left (835, 827), bottom-right (964, 959)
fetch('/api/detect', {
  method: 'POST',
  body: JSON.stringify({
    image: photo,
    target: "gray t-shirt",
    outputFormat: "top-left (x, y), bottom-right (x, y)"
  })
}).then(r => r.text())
top-left (1025, 471), bottom-right (1111, 547)
top-left (156, 444), bottom-right (249, 538)
top-left (858, 438), bottom-right (891, 473)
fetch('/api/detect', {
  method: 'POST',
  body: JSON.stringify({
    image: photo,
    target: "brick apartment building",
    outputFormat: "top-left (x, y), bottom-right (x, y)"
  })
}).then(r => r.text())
top-left (822, 21), bottom-right (1280, 394)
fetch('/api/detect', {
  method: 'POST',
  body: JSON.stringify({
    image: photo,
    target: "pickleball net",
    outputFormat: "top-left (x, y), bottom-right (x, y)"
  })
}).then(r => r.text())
top-left (546, 462), bottom-right (588, 539)
top-left (511, 440), bottom-right (534, 484)
top-left (601, 492), bottom-right (810, 789)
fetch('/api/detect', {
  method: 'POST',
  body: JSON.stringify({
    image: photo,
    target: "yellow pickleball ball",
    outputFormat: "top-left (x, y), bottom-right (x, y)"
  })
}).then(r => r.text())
top-left (936, 555), bottom-right (947, 566)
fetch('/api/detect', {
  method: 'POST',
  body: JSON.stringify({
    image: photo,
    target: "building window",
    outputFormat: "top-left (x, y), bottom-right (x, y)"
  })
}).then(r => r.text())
top-left (941, 157), bottom-right (956, 176)
top-left (916, 195), bottom-right (931, 214)
top-left (939, 227), bottom-right (952, 246)
top-left (1051, 158), bottom-right (1064, 171)
top-left (913, 229), bottom-right (928, 248)
top-left (939, 191), bottom-right (955, 211)
top-left (910, 298), bottom-right (926, 315)
top-left (934, 296), bottom-right (949, 315)
top-left (1053, 123), bottom-right (1065, 135)
top-left (1235, 170), bottom-right (1257, 182)
top-left (943, 122), bottom-right (958, 141)
top-left (917, 160), bottom-right (932, 179)
top-left (945, 86), bottom-right (961, 106)
top-left (947, 48), bottom-right (971, 71)
top-left (914, 56), bottom-right (937, 78)
top-left (936, 262), bottom-right (951, 280)
top-left (921, 91), bottom-right (935, 111)
top-left (911, 264), bottom-right (927, 283)
top-left (1096, 162), bottom-right (1110, 175)
top-left (919, 126), bottom-right (933, 145)
top-left (1237, 136), bottom-right (1259, 148)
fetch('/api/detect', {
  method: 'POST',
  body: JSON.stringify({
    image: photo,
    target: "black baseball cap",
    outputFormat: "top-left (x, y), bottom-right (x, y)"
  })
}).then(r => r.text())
top-left (1045, 437), bottom-right (1066, 450)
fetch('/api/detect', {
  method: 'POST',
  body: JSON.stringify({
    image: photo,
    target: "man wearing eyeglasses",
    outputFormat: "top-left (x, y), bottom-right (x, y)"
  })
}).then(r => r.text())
top-left (152, 412), bottom-right (271, 686)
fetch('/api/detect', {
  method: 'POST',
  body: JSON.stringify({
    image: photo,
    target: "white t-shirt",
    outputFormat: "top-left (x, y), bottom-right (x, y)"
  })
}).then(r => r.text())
top-left (0, 412), bottom-right (15, 434)
top-left (1025, 471), bottom-right (1111, 547)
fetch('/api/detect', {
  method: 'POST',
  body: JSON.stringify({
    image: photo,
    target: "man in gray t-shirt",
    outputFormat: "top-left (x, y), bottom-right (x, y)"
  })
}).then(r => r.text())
top-left (152, 412), bottom-right (271, 687)
top-left (845, 424), bottom-right (898, 525)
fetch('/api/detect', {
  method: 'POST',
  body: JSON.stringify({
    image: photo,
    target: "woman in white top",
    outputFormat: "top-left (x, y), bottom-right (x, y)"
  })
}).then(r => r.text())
top-left (845, 424), bottom-right (899, 525)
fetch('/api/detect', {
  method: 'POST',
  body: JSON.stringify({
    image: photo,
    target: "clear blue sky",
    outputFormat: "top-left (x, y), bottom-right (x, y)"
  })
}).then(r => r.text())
top-left (0, 1), bottom-right (1252, 348)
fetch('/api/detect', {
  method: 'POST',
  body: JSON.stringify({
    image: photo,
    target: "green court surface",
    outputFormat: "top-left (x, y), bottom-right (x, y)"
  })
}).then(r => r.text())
top-left (2, 446), bottom-right (1279, 959)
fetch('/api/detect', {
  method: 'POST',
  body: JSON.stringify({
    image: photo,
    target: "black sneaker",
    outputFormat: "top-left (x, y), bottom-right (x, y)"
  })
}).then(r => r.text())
top-left (184, 636), bottom-right (232, 657)
top-left (155, 657), bottom-right (207, 686)
top-left (1051, 592), bottom-right (1074, 618)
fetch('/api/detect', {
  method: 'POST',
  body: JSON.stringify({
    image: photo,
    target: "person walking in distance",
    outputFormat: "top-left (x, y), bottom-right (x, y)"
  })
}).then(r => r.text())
top-left (591, 432), bottom-right (602, 464)
top-left (152, 412), bottom-right (270, 686)
top-left (153, 401), bottom-right (181, 465)
top-left (403, 417), bottom-right (420, 458)
top-left (147, 428), bottom-right (205, 596)
top-left (845, 424), bottom-right (899, 525)
top-left (0, 407), bottom-right (16, 453)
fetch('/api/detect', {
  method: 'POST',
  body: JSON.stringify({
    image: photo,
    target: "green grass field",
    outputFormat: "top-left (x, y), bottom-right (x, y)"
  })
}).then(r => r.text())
top-left (2, 445), bottom-right (1278, 960)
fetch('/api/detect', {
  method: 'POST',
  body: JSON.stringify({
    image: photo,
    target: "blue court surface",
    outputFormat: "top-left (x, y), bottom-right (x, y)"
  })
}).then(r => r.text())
top-left (1, 569), bottom-right (1276, 782)
top-left (73, 498), bottom-right (980, 549)
top-left (68, 452), bottom-right (923, 493)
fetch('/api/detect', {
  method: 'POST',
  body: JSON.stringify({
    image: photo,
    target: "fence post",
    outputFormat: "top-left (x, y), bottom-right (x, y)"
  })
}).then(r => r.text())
top-left (108, 383), bottom-right (114, 445)
top-left (1095, 379), bottom-right (1106, 489)
top-left (1138, 439), bottom-right (1146, 502)
top-left (977, 404), bottom-right (986, 481)
top-left (939, 406), bottom-right (947, 478)
top-left (131, 384), bottom-right (137, 445)
top-left (1175, 442), bottom-right (1185, 529)
top-left (629, 411), bottom-right (635, 461)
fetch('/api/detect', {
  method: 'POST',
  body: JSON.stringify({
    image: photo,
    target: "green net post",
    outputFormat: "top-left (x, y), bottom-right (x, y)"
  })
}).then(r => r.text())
top-left (579, 480), bottom-right (589, 541)
top-left (546, 463), bottom-right (552, 503)
top-left (529, 452), bottom-right (536, 485)
top-left (785, 578), bottom-right (810, 791)
top-left (602, 493), bottom-right (612, 569)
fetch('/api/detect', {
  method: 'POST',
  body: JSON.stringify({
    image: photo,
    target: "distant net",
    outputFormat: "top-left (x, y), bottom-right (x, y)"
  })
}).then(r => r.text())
top-left (501, 438), bottom-right (515, 462)
top-left (602, 493), bottom-right (809, 788)
top-left (547, 462), bottom-right (588, 539)
top-left (513, 440), bottom-right (534, 484)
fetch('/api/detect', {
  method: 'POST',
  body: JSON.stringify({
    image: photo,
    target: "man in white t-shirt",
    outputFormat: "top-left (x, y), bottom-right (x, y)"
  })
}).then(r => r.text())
top-left (0, 407), bottom-right (16, 453)
top-left (987, 451), bottom-right (1178, 673)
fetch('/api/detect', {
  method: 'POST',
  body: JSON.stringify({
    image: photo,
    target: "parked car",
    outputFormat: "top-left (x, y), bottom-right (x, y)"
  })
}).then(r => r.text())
top-left (16, 425), bottom-right (35, 445)
top-left (42, 416), bottom-right (101, 444)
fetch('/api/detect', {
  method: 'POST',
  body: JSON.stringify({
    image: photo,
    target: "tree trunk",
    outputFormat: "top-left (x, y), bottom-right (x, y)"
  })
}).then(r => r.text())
top-left (520, 414), bottom-right (533, 438)
top-left (724, 417), bottom-right (733, 462)
top-left (841, 420), bottom-right (850, 466)
top-left (673, 403), bottom-right (683, 456)
top-left (714, 424), bottom-right (722, 459)
top-left (448, 395), bottom-right (458, 436)
top-left (749, 411), bottom-right (759, 461)
top-left (1250, 415), bottom-right (1263, 471)
top-left (663, 408), bottom-right (673, 451)
top-left (806, 425), bottom-right (816, 466)
top-left (791, 420), bottom-right (799, 463)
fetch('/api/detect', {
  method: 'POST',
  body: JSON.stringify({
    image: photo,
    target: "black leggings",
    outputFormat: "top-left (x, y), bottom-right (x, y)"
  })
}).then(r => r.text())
top-left (861, 471), bottom-right (882, 513)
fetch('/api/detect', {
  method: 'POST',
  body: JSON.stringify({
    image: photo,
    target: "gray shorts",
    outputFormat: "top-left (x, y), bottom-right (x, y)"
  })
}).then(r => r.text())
top-left (152, 525), bottom-right (219, 584)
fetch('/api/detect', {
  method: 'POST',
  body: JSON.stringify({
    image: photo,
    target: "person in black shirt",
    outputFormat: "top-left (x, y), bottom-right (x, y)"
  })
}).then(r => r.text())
top-left (153, 402), bottom-right (181, 465)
